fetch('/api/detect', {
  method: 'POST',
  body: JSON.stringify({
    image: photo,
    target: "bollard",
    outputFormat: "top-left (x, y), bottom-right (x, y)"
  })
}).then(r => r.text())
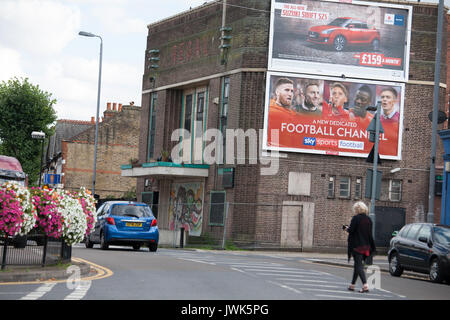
top-left (180, 227), bottom-right (184, 248)
top-left (41, 236), bottom-right (48, 267)
top-left (1, 236), bottom-right (8, 270)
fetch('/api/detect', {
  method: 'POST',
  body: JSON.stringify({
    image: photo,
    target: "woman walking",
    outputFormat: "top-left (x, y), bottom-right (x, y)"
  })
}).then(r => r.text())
top-left (344, 201), bottom-right (376, 293)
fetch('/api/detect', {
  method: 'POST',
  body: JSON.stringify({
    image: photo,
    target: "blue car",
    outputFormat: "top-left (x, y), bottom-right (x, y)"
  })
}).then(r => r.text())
top-left (85, 201), bottom-right (159, 252)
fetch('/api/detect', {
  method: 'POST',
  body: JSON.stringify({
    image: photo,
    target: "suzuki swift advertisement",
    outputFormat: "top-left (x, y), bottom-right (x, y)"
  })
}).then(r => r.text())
top-left (263, 72), bottom-right (404, 160)
top-left (268, 0), bottom-right (412, 82)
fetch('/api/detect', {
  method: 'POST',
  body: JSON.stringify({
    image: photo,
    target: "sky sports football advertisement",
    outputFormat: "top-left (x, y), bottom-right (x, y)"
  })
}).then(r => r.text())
top-left (268, 0), bottom-right (412, 82)
top-left (263, 72), bottom-right (404, 160)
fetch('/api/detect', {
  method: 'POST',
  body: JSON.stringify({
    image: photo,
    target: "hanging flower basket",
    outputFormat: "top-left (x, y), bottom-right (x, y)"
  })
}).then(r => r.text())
top-left (1, 182), bottom-right (97, 246)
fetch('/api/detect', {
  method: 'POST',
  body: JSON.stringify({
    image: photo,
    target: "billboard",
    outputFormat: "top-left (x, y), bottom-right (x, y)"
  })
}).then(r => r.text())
top-left (268, 0), bottom-right (412, 82)
top-left (263, 72), bottom-right (404, 160)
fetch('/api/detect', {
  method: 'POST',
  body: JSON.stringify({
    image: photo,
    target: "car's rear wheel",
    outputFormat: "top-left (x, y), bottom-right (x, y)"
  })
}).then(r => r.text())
top-left (389, 252), bottom-right (403, 277)
top-left (149, 242), bottom-right (158, 252)
top-left (333, 35), bottom-right (346, 51)
top-left (429, 258), bottom-right (444, 283)
top-left (85, 235), bottom-right (94, 248)
top-left (100, 232), bottom-right (109, 250)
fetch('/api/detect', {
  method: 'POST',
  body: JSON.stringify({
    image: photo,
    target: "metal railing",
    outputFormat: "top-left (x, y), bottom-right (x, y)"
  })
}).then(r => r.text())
top-left (1, 233), bottom-right (71, 270)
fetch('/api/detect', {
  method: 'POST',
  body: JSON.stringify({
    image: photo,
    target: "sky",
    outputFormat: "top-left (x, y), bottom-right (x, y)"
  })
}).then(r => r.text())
top-left (0, 0), bottom-right (448, 121)
top-left (0, 0), bottom-right (211, 121)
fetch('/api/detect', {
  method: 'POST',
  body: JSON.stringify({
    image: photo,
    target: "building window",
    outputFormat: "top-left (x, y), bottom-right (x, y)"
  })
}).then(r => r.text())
top-left (327, 176), bottom-right (335, 198)
top-left (354, 177), bottom-right (362, 199)
top-left (389, 179), bottom-right (402, 201)
top-left (338, 177), bottom-right (351, 198)
top-left (180, 87), bottom-right (208, 163)
top-left (147, 93), bottom-right (157, 160)
top-left (220, 77), bottom-right (230, 164)
top-left (210, 191), bottom-right (226, 226)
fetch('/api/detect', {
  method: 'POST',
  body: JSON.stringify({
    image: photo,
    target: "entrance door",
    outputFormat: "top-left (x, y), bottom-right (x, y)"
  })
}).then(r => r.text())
top-left (281, 203), bottom-right (302, 247)
top-left (374, 206), bottom-right (406, 247)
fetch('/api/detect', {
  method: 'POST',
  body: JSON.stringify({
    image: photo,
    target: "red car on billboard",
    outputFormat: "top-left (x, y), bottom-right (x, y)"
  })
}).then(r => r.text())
top-left (307, 17), bottom-right (381, 52)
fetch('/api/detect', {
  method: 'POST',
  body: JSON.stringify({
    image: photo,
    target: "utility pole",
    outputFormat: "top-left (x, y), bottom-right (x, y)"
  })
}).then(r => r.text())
top-left (366, 101), bottom-right (384, 236)
top-left (427, 0), bottom-right (444, 223)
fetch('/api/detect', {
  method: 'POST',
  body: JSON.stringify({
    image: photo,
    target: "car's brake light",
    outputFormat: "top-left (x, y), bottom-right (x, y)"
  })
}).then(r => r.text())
top-left (106, 217), bottom-right (115, 225)
top-left (151, 219), bottom-right (157, 227)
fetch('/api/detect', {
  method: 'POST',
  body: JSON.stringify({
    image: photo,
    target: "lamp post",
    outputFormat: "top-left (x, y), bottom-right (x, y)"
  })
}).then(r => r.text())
top-left (427, 0), bottom-right (444, 223)
top-left (366, 101), bottom-right (384, 237)
top-left (79, 31), bottom-right (103, 197)
top-left (31, 131), bottom-right (46, 187)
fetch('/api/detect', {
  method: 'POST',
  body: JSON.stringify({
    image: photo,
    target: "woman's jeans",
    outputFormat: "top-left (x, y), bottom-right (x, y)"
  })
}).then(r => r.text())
top-left (351, 252), bottom-right (367, 285)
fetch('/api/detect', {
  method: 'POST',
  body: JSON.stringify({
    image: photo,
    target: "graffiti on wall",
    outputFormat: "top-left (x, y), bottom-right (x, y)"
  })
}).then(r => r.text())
top-left (168, 182), bottom-right (204, 236)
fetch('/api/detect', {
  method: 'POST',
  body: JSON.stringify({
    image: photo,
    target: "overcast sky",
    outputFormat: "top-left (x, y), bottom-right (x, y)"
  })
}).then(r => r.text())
top-left (0, 0), bottom-right (448, 121)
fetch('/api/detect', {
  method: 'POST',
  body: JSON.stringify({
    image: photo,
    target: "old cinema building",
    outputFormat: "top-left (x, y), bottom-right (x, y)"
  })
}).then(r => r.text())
top-left (121, 0), bottom-right (448, 250)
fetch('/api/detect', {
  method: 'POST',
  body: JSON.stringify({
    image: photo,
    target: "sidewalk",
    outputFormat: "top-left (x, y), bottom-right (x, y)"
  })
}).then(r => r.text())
top-left (0, 260), bottom-right (92, 283)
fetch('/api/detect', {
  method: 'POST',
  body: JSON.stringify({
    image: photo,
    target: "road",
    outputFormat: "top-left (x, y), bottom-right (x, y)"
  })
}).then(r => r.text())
top-left (1, 246), bottom-right (449, 302)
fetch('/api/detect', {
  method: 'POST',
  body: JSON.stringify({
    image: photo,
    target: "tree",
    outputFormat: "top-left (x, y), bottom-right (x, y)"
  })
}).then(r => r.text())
top-left (0, 77), bottom-right (57, 184)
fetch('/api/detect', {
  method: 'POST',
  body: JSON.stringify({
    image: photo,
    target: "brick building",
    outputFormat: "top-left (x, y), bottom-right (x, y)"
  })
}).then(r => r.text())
top-left (56, 102), bottom-right (141, 199)
top-left (122, 0), bottom-right (448, 250)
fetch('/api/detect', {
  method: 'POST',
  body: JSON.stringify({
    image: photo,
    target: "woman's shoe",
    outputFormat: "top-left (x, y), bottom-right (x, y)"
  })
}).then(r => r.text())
top-left (359, 285), bottom-right (369, 293)
top-left (347, 285), bottom-right (355, 291)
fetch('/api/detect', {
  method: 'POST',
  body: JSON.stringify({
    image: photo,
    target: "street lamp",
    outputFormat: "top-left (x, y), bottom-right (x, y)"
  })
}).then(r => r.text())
top-left (79, 31), bottom-right (102, 197)
top-left (31, 131), bottom-right (46, 187)
top-left (427, 0), bottom-right (444, 223)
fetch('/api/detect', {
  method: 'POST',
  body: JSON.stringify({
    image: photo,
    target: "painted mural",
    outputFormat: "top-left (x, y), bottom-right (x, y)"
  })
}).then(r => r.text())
top-left (168, 182), bottom-right (204, 236)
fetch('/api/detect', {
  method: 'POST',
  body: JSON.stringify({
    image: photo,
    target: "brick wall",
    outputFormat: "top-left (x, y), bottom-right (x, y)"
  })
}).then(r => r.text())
top-left (63, 105), bottom-right (140, 198)
top-left (138, 0), bottom-right (448, 249)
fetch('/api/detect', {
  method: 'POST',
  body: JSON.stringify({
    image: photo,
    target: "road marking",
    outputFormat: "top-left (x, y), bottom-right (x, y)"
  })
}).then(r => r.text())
top-left (19, 283), bottom-right (56, 300)
top-left (64, 280), bottom-right (92, 300)
top-left (267, 280), bottom-right (303, 295)
top-left (298, 287), bottom-right (391, 297)
top-left (316, 294), bottom-right (379, 300)
top-left (285, 283), bottom-right (341, 289)
top-left (71, 257), bottom-right (113, 281)
top-left (275, 278), bottom-right (347, 285)
top-left (0, 257), bottom-right (113, 286)
top-left (243, 268), bottom-right (326, 275)
top-left (230, 265), bottom-right (323, 272)
top-left (178, 258), bottom-right (216, 265)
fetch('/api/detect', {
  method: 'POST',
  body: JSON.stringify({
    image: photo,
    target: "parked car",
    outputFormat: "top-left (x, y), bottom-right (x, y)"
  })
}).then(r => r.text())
top-left (388, 223), bottom-right (450, 283)
top-left (0, 155), bottom-right (27, 187)
top-left (85, 201), bottom-right (159, 252)
top-left (307, 17), bottom-right (380, 52)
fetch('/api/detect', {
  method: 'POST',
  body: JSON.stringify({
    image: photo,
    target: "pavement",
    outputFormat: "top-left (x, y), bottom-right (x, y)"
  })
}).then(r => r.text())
top-left (0, 248), bottom-right (428, 283)
top-left (0, 259), bottom-right (93, 283)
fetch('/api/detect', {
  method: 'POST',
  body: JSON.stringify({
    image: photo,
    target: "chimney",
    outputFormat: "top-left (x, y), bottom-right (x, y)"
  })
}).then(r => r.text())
top-left (118, 104), bottom-right (123, 112)
top-left (113, 103), bottom-right (117, 111)
top-left (91, 117), bottom-right (95, 124)
top-left (104, 102), bottom-right (116, 119)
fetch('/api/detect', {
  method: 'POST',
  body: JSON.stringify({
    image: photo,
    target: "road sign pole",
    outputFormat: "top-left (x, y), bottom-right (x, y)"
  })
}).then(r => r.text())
top-left (369, 102), bottom-right (382, 236)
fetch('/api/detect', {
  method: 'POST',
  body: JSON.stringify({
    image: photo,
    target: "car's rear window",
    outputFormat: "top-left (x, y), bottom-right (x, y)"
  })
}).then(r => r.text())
top-left (110, 204), bottom-right (154, 218)
top-left (433, 227), bottom-right (450, 245)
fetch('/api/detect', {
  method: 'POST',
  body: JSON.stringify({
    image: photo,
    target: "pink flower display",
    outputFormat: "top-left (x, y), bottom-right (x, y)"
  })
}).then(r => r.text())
top-left (30, 187), bottom-right (63, 238)
top-left (1, 184), bottom-right (97, 244)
